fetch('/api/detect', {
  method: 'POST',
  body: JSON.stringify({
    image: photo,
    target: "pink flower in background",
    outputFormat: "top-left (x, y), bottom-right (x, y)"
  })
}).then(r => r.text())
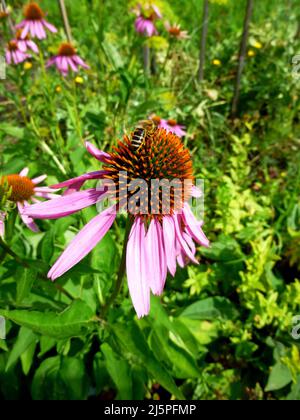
top-left (15, 2), bottom-right (57, 40)
top-left (5, 40), bottom-right (30, 65)
top-left (151, 116), bottom-right (187, 138)
top-left (0, 168), bottom-right (59, 236)
top-left (165, 22), bottom-right (190, 40)
top-left (46, 43), bottom-right (90, 77)
top-left (134, 4), bottom-right (162, 36)
top-left (23, 129), bottom-right (209, 318)
top-left (16, 29), bottom-right (39, 54)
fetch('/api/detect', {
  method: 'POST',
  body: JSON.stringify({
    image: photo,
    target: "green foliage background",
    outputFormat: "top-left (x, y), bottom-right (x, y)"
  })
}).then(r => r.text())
top-left (0, 0), bottom-right (300, 400)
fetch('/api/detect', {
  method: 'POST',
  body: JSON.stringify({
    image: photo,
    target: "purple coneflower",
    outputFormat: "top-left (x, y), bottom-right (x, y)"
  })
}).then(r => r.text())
top-left (165, 22), bottom-right (189, 40)
top-left (23, 128), bottom-right (209, 318)
top-left (135, 4), bottom-right (162, 37)
top-left (5, 40), bottom-right (30, 65)
top-left (16, 29), bottom-right (39, 54)
top-left (46, 42), bottom-right (90, 77)
top-left (151, 116), bottom-right (187, 138)
top-left (15, 2), bottom-right (57, 40)
top-left (0, 168), bottom-right (59, 236)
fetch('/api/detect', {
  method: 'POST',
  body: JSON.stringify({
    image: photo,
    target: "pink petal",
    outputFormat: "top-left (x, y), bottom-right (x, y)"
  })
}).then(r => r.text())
top-left (173, 214), bottom-right (198, 264)
top-left (6, 51), bottom-right (12, 65)
top-left (22, 188), bottom-right (107, 219)
top-left (28, 40), bottom-right (39, 54)
top-left (51, 170), bottom-right (108, 189)
top-left (126, 217), bottom-right (150, 318)
top-left (146, 219), bottom-right (167, 295)
top-left (73, 55), bottom-right (90, 69)
top-left (48, 206), bottom-right (116, 280)
top-left (42, 19), bottom-right (57, 33)
top-left (17, 202), bottom-right (39, 233)
top-left (32, 175), bottom-right (47, 184)
top-left (68, 57), bottom-right (78, 72)
top-left (85, 142), bottom-right (111, 162)
top-left (162, 216), bottom-right (177, 276)
top-left (19, 167), bottom-right (29, 177)
top-left (182, 203), bottom-right (209, 247)
top-left (29, 21), bottom-right (36, 38)
top-left (21, 22), bottom-right (30, 39)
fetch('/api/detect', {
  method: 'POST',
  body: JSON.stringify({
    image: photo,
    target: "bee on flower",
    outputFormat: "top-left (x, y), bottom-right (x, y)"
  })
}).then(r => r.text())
top-left (23, 125), bottom-right (209, 318)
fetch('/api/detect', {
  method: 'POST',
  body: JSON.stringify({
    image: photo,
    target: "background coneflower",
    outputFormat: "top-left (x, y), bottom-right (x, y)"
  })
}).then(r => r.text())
top-left (15, 2), bottom-right (57, 39)
top-left (15, 28), bottom-right (39, 54)
top-left (165, 22), bottom-right (189, 40)
top-left (46, 42), bottom-right (90, 76)
top-left (0, 168), bottom-right (59, 235)
top-left (5, 40), bottom-right (30, 65)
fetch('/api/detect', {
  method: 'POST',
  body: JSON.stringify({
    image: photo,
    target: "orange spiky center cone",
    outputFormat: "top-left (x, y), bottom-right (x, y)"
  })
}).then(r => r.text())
top-left (103, 128), bottom-right (194, 221)
top-left (7, 41), bottom-right (18, 52)
top-left (24, 2), bottom-right (44, 20)
top-left (169, 26), bottom-right (181, 37)
top-left (0, 175), bottom-right (35, 202)
top-left (58, 42), bottom-right (76, 57)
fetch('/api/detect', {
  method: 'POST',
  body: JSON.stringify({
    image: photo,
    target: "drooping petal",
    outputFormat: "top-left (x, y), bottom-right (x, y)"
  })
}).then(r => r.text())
top-left (22, 188), bottom-right (107, 219)
top-left (173, 214), bottom-right (198, 264)
top-left (73, 55), bottom-right (90, 69)
top-left (146, 219), bottom-right (167, 295)
top-left (42, 19), bottom-right (58, 33)
top-left (126, 217), bottom-right (150, 318)
top-left (163, 216), bottom-right (177, 276)
top-left (48, 207), bottom-right (116, 280)
top-left (17, 202), bottom-right (39, 233)
top-left (21, 22), bottom-right (30, 39)
top-left (182, 203), bottom-right (209, 247)
top-left (51, 170), bottom-right (108, 189)
top-left (85, 142), bottom-right (111, 162)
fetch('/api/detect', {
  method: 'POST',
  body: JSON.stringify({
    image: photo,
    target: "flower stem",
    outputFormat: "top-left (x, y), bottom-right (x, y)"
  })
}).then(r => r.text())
top-left (102, 216), bottom-right (133, 316)
top-left (0, 238), bottom-right (29, 268)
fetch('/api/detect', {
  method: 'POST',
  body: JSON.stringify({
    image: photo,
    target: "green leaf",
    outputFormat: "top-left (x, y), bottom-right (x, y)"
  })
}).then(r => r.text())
top-left (112, 321), bottom-right (185, 400)
top-left (6, 327), bottom-right (38, 372)
top-left (21, 341), bottom-right (37, 375)
top-left (180, 297), bottom-right (239, 321)
top-left (101, 343), bottom-right (133, 400)
top-left (0, 300), bottom-right (95, 339)
top-left (0, 123), bottom-right (24, 139)
top-left (31, 356), bottom-right (89, 400)
top-left (39, 230), bottom-right (55, 262)
top-left (16, 267), bottom-right (37, 304)
top-left (265, 363), bottom-right (293, 392)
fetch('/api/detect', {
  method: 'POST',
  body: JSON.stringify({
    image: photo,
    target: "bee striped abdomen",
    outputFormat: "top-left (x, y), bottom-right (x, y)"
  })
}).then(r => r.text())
top-left (131, 128), bottom-right (146, 150)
